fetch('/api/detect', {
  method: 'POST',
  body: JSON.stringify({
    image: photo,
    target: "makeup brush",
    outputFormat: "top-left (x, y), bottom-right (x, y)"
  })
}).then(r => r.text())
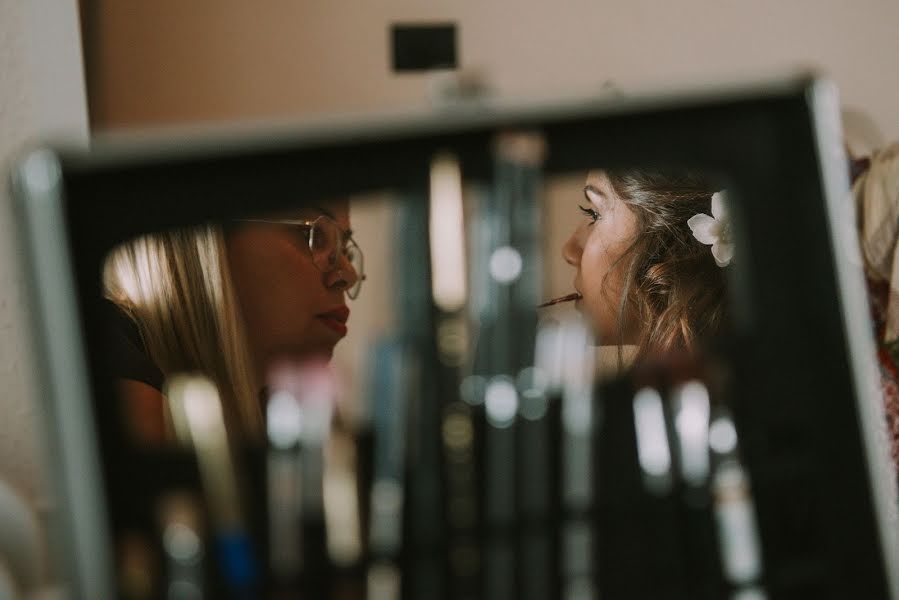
top-left (537, 292), bottom-right (582, 308)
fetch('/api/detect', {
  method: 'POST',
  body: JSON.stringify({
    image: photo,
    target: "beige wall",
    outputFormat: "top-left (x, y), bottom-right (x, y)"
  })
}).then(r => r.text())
top-left (0, 0), bottom-right (88, 591)
top-left (92, 0), bottom-right (899, 141)
top-left (0, 0), bottom-right (88, 508)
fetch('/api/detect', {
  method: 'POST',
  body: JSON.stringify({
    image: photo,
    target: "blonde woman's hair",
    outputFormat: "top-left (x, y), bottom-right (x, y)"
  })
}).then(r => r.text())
top-left (103, 225), bottom-right (262, 438)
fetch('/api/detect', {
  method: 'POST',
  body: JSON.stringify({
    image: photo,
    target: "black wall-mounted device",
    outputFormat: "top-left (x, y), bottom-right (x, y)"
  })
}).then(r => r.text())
top-left (391, 23), bottom-right (457, 72)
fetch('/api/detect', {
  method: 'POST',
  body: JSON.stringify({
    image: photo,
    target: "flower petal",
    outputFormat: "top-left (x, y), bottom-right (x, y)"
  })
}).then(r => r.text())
top-left (712, 241), bottom-right (734, 267)
top-left (711, 191), bottom-right (728, 220)
top-left (687, 213), bottom-right (719, 245)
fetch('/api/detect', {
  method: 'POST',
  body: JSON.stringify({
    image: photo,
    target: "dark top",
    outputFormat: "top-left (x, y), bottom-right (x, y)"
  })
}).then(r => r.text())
top-left (103, 298), bottom-right (165, 392)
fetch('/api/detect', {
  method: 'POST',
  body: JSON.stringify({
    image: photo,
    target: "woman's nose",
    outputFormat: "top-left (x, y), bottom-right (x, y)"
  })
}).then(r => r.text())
top-left (325, 253), bottom-right (359, 291)
top-left (562, 230), bottom-right (582, 267)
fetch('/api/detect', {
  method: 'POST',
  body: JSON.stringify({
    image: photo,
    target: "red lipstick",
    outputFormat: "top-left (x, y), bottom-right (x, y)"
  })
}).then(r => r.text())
top-left (316, 306), bottom-right (350, 336)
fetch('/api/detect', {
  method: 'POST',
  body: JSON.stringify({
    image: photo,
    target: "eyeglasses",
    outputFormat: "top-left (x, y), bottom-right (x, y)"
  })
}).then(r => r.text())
top-left (239, 215), bottom-right (366, 299)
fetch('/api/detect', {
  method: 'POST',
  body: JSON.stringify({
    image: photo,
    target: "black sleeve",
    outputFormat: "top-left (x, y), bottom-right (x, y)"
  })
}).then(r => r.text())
top-left (103, 299), bottom-right (165, 392)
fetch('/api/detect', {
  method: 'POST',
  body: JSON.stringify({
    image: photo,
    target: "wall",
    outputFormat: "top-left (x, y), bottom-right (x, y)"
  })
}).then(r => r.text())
top-left (0, 0), bottom-right (88, 512)
top-left (90, 0), bottom-right (899, 141)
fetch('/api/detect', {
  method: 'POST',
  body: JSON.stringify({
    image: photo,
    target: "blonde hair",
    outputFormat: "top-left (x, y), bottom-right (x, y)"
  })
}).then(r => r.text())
top-left (103, 225), bottom-right (262, 438)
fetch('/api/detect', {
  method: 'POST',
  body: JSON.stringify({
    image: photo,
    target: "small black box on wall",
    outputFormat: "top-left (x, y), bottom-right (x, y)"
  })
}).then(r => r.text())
top-left (391, 23), bottom-right (457, 72)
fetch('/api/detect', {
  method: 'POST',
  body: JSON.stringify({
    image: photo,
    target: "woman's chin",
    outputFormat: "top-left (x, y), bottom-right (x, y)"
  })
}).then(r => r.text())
top-left (263, 346), bottom-right (335, 373)
top-left (300, 345), bottom-right (335, 362)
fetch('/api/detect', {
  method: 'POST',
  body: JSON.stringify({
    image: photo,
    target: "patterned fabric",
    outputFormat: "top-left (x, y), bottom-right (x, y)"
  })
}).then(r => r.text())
top-left (868, 277), bottom-right (899, 467)
top-left (854, 143), bottom-right (899, 468)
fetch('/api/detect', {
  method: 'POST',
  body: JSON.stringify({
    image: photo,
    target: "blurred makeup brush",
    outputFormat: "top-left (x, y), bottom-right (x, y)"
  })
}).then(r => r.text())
top-left (537, 292), bottom-right (581, 308)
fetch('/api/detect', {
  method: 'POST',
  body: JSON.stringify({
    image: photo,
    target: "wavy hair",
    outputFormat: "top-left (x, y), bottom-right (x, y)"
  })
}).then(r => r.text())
top-left (605, 169), bottom-right (728, 364)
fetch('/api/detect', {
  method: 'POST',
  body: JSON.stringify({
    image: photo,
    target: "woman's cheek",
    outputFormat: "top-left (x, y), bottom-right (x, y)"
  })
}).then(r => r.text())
top-left (579, 285), bottom-right (606, 338)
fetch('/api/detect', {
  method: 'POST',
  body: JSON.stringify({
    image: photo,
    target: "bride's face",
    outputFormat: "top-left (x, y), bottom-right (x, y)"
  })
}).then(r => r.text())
top-left (562, 171), bottom-right (640, 344)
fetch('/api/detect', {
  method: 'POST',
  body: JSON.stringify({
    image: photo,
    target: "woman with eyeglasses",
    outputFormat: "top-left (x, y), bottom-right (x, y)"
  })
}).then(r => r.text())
top-left (103, 200), bottom-right (364, 441)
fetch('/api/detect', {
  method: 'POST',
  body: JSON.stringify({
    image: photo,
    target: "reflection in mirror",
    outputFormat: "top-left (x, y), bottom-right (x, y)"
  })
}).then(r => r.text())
top-left (97, 155), bottom-right (759, 598)
top-left (538, 166), bottom-right (748, 599)
top-left (544, 168), bottom-right (730, 373)
top-left (103, 200), bottom-right (364, 443)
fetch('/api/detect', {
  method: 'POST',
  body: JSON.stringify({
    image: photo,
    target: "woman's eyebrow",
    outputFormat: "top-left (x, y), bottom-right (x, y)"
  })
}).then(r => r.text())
top-left (583, 185), bottom-right (605, 203)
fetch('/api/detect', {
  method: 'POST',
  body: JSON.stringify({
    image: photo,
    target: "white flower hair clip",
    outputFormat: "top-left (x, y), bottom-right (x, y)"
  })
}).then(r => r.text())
top-left (687, 190), bottom-right (734, 267)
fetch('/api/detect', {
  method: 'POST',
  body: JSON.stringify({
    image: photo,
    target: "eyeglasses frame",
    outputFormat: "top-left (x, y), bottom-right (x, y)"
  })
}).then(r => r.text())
top-left (237, 215), bottom-right (366, 299)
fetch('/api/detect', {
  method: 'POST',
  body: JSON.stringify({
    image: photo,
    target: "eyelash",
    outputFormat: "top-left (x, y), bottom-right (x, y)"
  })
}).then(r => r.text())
top-left (579, 204), bottom-right (601, 223)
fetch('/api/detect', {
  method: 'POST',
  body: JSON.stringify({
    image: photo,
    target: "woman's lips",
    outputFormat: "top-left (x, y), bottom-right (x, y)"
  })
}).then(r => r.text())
top-left (316, 306), bottom-right (350, 337)
top-left (317, 317), bottom-right (348, 336)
